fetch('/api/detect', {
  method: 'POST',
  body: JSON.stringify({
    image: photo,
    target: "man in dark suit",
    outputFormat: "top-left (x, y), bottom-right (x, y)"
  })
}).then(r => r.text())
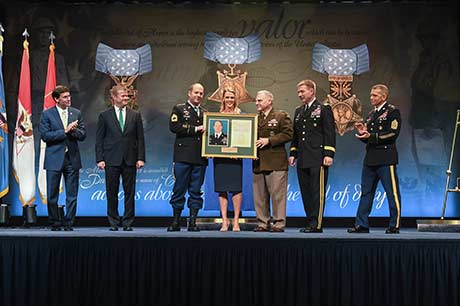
top-left (167, 83), bottom-right (207, 232)
top-left (96, 85), bottom-right (145, 231)
top-left (39, 85), bottom-right (86, 231)
top-left (348, 84), bottom-right (402, 234)
top-left (253, 90), bottom-right (293, 233)
top-left (289, 79), bottom-right (336, 233)
top-left (208, 120), bottom-right (227, 145)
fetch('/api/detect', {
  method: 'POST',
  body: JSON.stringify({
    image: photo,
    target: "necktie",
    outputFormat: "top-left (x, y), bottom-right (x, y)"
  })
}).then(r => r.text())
top-left (118, 108), bottom-right (124, 130)
top-left (61, 110), bottom-right (68, 152)
top-left (304, 104), bottom-right (310, 114)
top-left (61, 110), bottom-right (67, 128)
top-left (195, 106), bottom-right (200, 117)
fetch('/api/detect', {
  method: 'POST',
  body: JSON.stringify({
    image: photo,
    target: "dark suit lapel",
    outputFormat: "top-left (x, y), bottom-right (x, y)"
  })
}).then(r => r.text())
top-left (51, 106), bottom-right (64, 129)
top-left (68, 107), bottom-right (77, 123)
top-left (124, 108), bottom-right (134, 134)
top-left (110, 107), bottom-right (123, 133)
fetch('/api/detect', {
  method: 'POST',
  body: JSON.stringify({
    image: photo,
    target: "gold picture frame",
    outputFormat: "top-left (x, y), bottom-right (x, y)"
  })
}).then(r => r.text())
top-left (202, 112), bottom-right (258, 159)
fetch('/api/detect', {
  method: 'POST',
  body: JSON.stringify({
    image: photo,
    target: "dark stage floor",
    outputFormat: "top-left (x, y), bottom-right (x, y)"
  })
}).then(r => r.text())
top-left (1, 226), bottom-right (460, 240)
top-left (1, 226), bottom-right (459, 306)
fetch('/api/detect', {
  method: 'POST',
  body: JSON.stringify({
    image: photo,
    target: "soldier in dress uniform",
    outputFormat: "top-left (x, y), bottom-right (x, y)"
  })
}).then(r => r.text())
top-left (348, 84), bottom-right (402, 234)
top-left (208, 120), bottom-right (227, 145)
top-left (289, 80), bottom-right (336, 233)
top-left (253, 90), bottom-right (293, 232)
top-left (167, 83), bottom-right (208, 232)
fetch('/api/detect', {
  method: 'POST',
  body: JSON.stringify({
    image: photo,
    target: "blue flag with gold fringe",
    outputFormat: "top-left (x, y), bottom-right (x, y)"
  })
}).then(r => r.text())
top-left (0, 28), bottom-right (9, 198)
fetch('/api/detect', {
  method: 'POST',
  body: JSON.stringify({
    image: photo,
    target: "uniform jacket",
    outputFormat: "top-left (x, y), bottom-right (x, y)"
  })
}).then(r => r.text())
top-left (253, 108), bottom-right (293, 173)
top-left (361, 103), bottom-right (401, 166)
top-left (209, 133), bottom-right (227, 146)
top-left (169, 102), bottom-right (208, 165)
top-left (290, 99), bottom-right (336, 168)
top-left (95, 106), bottom-right (145, 166)
top-left (40, 106), bottom-right (86, 171)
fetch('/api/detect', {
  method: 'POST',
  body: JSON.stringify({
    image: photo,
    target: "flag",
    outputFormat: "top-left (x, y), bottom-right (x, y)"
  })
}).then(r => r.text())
top-left (0, 31), bottom-right (9, 198)
top-left (37, 41), bottom-right (56, 203)
top-left (12, 33), bottom-right (36, 206)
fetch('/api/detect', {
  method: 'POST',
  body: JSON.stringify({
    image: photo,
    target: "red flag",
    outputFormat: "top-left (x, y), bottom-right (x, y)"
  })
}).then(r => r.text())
top-left (12, 35), bottom-right (36, 206)
top-left (38, 42), bottom-right (57, 203)
top-left (43, 43), bottom-right (56, 110)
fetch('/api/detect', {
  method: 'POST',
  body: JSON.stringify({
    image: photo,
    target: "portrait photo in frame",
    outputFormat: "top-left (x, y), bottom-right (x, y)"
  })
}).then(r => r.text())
top-left (202, 112), bottom-right (258, 158)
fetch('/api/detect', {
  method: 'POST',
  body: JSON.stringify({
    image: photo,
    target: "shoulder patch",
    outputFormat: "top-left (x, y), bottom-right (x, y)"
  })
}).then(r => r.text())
top-left (171, 114), bottom-right (178, 122)
top-left (391, 119), bottom-right (398, 130)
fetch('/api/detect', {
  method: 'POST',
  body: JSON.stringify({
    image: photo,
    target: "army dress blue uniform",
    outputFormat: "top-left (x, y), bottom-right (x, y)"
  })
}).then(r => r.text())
top-left (290, 99), bottom-right (336, 231)
top-left (169, 102), bottom-right (208, 212)
top-left (209, 133), bottom-right (227, 146)
top-left (354, 102), bottom-right (402, 230)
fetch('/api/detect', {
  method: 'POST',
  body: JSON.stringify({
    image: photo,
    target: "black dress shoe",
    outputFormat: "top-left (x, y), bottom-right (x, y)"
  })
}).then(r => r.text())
top-left (385, 227), bottom-right (400, 234)
top-left (109, 226), bottom-right (118, 231)
top-left (347, 226), bottom-right (369, 233)
top-left (187, 225), bottom-right (200, 232)
top-left (63, 225), bottom-right (74, 231)
top-left (299, 226), bottom-right (323, 233)
top-left (253, 226), bottom-right (269, 232)
top-left (123, 226), bottom-right (133, 231)
top-left (50, 226), bottom-right (62, 231)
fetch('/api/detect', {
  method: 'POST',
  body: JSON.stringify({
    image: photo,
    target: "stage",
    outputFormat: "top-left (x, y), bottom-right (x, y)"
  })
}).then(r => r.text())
top-left (1, 227), bottom-right (459, 306)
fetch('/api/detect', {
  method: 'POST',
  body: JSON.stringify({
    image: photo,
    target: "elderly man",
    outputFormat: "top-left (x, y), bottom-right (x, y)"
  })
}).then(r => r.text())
top-left (253, 90), bottom-right (293, 232)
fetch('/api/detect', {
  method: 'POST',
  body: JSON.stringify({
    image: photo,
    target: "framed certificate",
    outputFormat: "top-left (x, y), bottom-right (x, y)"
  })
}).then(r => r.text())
top-left (202, 112), bottom-right (258, 158)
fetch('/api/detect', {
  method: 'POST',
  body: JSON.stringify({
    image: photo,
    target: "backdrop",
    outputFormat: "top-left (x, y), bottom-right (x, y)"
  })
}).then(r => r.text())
top-left (1, 2), bottom-right (459, 217)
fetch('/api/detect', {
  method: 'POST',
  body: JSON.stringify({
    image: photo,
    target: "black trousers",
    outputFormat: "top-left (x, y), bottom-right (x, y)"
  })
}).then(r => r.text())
top-left (105, 161), bottom-right (136, 227)
top-left (297, 166), bottom-right (329, 229)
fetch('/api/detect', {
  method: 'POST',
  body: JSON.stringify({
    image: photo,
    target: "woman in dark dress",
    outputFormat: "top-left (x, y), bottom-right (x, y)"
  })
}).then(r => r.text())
top-left (214, 88), bottom-right (242, 231)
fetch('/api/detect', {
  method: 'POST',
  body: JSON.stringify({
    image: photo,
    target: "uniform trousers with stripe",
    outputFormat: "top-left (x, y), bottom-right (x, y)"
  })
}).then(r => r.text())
top-left (297, 166), bottom-right (328, 230)
top-left (355, 164), bottom-right (401, 228)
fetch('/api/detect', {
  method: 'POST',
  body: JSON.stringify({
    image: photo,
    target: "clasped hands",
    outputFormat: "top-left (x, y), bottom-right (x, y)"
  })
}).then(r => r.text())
top-left (65, 120), bottom-right (79, 133)
top-left (354, 121), bottom-right (370, 139)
